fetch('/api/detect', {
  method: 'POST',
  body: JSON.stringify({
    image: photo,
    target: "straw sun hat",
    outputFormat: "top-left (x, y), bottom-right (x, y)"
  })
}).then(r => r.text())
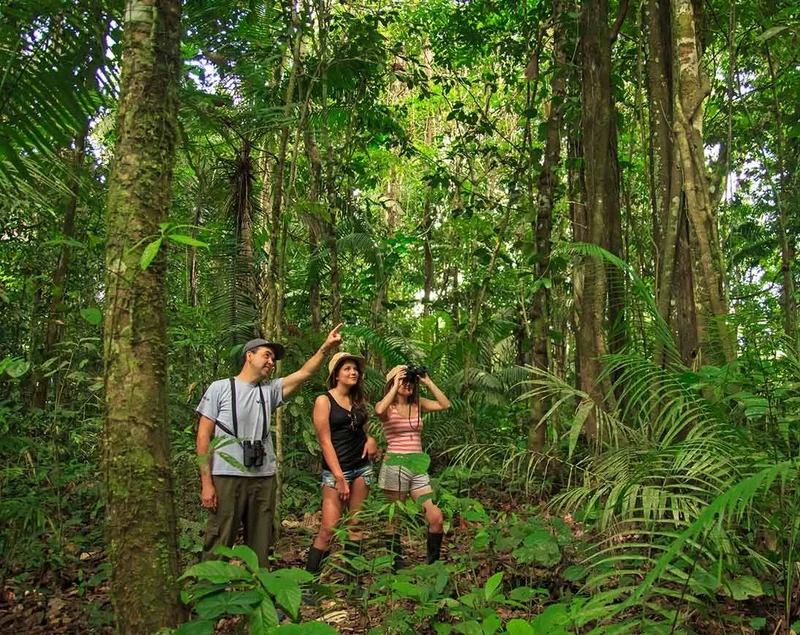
top-left (327, 352), bottom-right (366, 381)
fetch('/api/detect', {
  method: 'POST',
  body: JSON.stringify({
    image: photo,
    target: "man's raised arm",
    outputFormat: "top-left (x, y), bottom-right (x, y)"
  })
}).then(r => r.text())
top-left (281, 323), bottom-right (343, 398)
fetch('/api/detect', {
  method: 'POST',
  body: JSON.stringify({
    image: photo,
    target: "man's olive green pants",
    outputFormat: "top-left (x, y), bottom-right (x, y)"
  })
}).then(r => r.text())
top-left (202, 475), bottom-right (277, 568)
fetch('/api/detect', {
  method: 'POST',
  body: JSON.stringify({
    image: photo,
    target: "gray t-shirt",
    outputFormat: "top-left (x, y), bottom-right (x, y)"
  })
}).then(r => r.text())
top-left (196, 377), bottom-right (284, 477)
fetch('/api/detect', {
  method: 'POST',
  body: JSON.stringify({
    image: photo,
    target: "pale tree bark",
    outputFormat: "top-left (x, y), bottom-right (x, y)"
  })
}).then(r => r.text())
top-left (528, 0), bottom-right (566, 452)
top-left (647, 0), bottom-right (700, 367)
top-left (102, 0), bottom-right (183, 631)
top-left (672, 0), bottom-right (734, 364)
top-left (578, 0), bottom-right (618, 439)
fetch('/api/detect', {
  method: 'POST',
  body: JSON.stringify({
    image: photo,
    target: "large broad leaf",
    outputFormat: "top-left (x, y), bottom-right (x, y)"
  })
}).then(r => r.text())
top-left (258, 571), bottom-right (302, 620)
top-left (248, 595), bottom-right (279, 635)
top-left (482, 612), bottom-right (501, 635)
top-left (529, 603), bottom-right (572, 633)
top-left (180, 582), bottom-right (229, 605)
top-left (174, 619), bottom-right (215, 635)
top-left (195, 590), bottom-right (263, 620)
top-left (723, 576), bottom-right (763, 601)
top-left (505, 619), bottom-right (534, 635)
top-left (512, 530), bottom-right (561, 567)
top-left (168, 233), bottom-right (208, 247)
top-left (214, 544), bottom-right (260, 572)
top-left (80, 307), bottom-right (103, 325)
top-left (385, 452), bottom-right (430, 474)
top-left (4, 358), bottom-right (30, 378)
top-left (483, 571), bottom-right (503, 601)
top-left (272, 568), bottom-right (314, 583)
top-left (180, 560), bottom-right (250, 583)
top-left (561, 565), bottom-right (588, 582)
top-left (140, 237), bottom-right (163, 270)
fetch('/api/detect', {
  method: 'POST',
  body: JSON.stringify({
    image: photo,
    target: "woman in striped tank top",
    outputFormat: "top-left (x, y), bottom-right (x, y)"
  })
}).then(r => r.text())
top-left (375, 365), bottom-right (451, 567)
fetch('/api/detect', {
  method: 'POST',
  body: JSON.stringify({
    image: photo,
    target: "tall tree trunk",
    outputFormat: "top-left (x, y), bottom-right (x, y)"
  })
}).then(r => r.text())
top-left (672, 0), bottom-right (735, 364)
top-left (648, 0), bottom-right (700, 367)
top-left (528, 0), bottom-right (566, 452)
top-left (102, 1), bottom-right (182, 631)
top-left (578, 0), bottom-right (617, 438)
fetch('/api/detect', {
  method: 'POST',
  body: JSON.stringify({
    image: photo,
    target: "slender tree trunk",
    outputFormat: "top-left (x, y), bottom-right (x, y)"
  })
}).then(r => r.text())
top-left (304, 129), bottom-right (324, 333)
top-left (569, 131), bottom-right (585, 390)
top-left (578, 0), bottom-right (617, 438)
top-left (528, 0), bottom-right (566, 452)
top-left (32, 125), bottom-right (89, 409)
top-left (32, 10), bottom-right (108, 409)
top-left (264, 5), bottom-right (302, 339)
top-left (315, 0), bottom-right (340, 326)
top-left (188, 196), bottom-right (202, 308)
top-left (765, 45), bottom-right (798, 347)
top-left (422, 117), bottom-right (434, 316)
top-left (102, 1), bottom-right (183, 631)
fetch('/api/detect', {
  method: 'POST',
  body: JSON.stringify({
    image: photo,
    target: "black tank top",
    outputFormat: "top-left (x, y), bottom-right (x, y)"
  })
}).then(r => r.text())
top-left (323, 392), bottom-right (369, 472)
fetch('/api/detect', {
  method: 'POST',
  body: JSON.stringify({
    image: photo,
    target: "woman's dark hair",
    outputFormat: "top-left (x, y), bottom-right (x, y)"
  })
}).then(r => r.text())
top-left (328, 357), bottom-right (368, 414)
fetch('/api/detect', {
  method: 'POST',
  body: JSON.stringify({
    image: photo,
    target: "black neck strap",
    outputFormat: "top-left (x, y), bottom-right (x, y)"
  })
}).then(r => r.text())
top-left (228, 377), bottom-right (268, 440)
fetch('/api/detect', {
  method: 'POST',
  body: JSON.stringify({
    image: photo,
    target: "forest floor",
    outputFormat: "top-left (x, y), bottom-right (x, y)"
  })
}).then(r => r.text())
top-left (0, 496), bottom-right (781, 634)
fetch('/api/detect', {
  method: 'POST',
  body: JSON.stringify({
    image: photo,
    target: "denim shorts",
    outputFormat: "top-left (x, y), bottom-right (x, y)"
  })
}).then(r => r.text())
top-left (321, 463), bottom-right (374, 489)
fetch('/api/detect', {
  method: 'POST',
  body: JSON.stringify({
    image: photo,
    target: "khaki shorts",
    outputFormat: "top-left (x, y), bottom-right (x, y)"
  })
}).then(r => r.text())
top-left (378, 463), bottom-right (431, 493)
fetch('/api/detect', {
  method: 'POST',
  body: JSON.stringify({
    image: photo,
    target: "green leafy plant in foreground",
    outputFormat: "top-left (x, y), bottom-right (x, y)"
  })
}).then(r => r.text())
top-left (176, 545), bottom-right (337, 635)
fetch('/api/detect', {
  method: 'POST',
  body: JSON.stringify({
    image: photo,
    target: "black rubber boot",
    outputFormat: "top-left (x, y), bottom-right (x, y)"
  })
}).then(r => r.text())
top-left (305, 546), bottom-right (329, 574)
top-left (344, 540), bottom-right (364, 597)
top-left (426, 532), bottom-right (443, 564)
top-left (384, 533), bottom-right (404, 572)
top-left (303, 546), bottom-right (330, 606)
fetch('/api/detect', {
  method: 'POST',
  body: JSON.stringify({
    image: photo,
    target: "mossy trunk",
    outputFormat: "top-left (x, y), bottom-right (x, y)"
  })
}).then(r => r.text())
top-left (578, 0), bottom-right (618, 439)
top-left (102, 0), bottom-right (183, 632)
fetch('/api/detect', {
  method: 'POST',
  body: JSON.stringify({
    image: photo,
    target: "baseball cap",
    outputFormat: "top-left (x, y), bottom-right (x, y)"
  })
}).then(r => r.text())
top-left (242, 338), bottom-right (286, 361)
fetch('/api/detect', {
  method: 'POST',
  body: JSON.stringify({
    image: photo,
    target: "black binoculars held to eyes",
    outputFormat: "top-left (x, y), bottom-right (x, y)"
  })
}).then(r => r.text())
top-left (404, 365), bottom-right (427, 384)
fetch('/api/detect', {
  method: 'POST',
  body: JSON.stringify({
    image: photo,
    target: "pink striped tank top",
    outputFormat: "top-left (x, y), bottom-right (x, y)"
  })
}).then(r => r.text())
top-left (382, 404), bottom-right (423, 454)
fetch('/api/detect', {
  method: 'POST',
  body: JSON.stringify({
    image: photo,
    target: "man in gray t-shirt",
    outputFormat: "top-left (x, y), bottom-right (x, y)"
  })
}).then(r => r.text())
top-left (196, 324), bottom-right (342, 567)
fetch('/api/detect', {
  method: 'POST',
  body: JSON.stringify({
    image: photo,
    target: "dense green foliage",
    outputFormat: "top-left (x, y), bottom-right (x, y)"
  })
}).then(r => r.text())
top-left (1, 0), bottom-right (799, 632)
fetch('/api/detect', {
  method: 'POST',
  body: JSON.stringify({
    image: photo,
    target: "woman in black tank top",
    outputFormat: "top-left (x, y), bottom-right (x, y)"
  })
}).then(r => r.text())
top-left (305, 352), bottom-right (379, 576)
